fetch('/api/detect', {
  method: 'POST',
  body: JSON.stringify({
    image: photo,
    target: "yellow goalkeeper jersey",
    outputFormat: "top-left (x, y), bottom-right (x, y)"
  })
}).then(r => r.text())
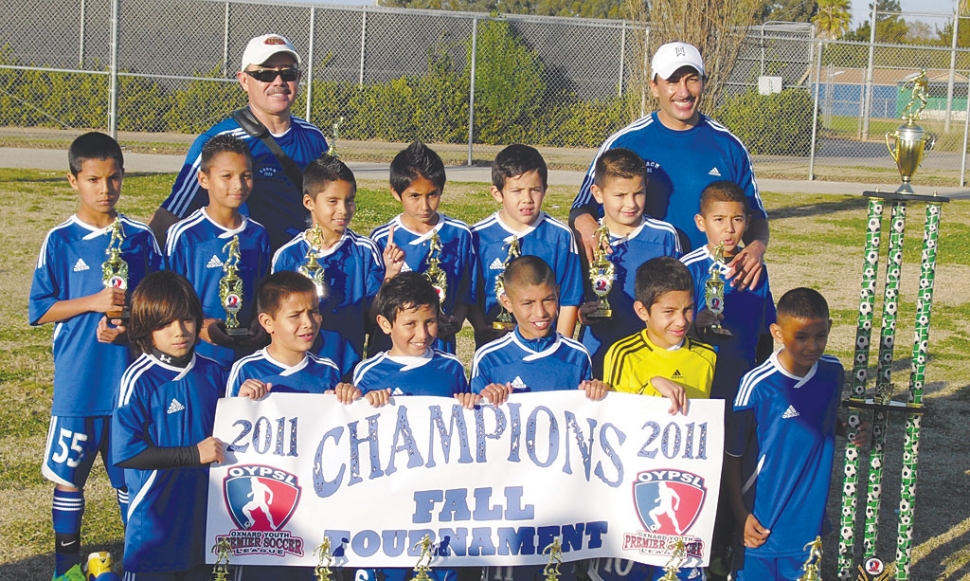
top-left (604, 330), bottom-right (716, 399)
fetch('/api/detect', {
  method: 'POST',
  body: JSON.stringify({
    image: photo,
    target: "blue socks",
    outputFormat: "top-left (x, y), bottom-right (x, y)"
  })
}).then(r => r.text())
top-left (52, 489), bottom-right (84, 575)
top-left (116, 487), bottom-right (129, 526)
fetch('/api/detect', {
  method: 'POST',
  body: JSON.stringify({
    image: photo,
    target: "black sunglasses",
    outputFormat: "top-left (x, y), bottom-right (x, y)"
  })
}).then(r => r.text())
top-left (243, 68), bottom-right (300, 82)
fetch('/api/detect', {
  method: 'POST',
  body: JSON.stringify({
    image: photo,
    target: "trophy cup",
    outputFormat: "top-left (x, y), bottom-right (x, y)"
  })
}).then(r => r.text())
top-left (886, 70), bottom-right (936, 194)
top-left (211, 538), bottom-right (232, 581)
top-left (327, 117), bottom-right (345, 157)
top-left (491, 236), bottom-right (521, 331)
top-left (424, 230), bottom-right (448, 304)
top-left (659, 537), bottom-right (687, 581)
top-left (703, 242), bottom-right (732, 337)
top-left (797, 536), bottom-right (823, 581)
top-left (412, 534), bottom-right (435, 581)
top-left (102, 218), bottom-right (130, 321)
top-left (299, 224), bottom-right (328, 299)
top-left (314, 536), bottom-right (335, 581)
top-left (587, 225), bottom-right (615, 319)
top-left (219, 235), bottom-right (249, 337)
top-left (542, 537), bottom-right (563, 581)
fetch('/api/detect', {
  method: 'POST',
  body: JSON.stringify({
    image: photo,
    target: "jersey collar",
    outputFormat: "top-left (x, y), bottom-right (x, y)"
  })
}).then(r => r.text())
top-left (77, 214), bottom-right (124, 240)
top-left (262, 347), bottom-right (310, 375)
top-left (394, 214), bottom-right (444, 246)
top-left (304, 230), bottom-right (351, 258)
top-left (150, 351), bottom-right (197, 379)
top-left (495, 210), bottom-right (546, 240)
top-left (387, 349), bottom-right (434, 370)
top-left (770, 350), bottom-right (818, 387)
top-left (202, 207), bottom-right (250, 238)
top-left (600, 216), bottom-right (646, 246)
top-left (513, 327), bottom-right (560, 360)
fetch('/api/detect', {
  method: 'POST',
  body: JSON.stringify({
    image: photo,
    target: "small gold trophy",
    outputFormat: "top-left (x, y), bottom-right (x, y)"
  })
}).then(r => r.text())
top-left (102, 218), bottom-right (130, 321)
top-left (219, 235), bottom-right (249, 337)
top-left (542, 537), bottom-right (563, 581)
top-left (314, 536), bottom-right (335, 581)
top-left (424, 230), bottom-right (448, 304)
top-left (797, 536), bottom-right (823, 581)
top-left (703, 242), bottom-right (732, 337)
top-left (886, 70), bottom-right (936, 194)
top-left (491, 236), bottom-right (521, 331)
top-left (660, 537), bottom-right (687, 581)
top-left (412, 534), bottom-right (435, 581)
top-left (587, 225), bottom-right (615, 319)
top-left (299, 224), bottom-right (328, 299)
top-left (211, 537), bottom-right (232, 581)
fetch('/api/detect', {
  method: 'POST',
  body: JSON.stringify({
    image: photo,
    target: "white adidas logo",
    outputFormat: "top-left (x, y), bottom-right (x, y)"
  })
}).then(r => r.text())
top-left (708, 167), bottom-right (722, 177)
top-left (73, 258), bottom-right (90, 272)
top-left (782, 405), bottom-right (799, 419)
top-left (510, 376), bottom-right (528, 391)
top-left (489, 258), bottom-right (504, 270)
top-left (167, 399), bottom-right (185, 414)
top-left (392, 387), bottom-right (405, 395)
top-left (401, 263), bottom-right (413, 273)
top-left (206, 255), bottom-right (224, 268)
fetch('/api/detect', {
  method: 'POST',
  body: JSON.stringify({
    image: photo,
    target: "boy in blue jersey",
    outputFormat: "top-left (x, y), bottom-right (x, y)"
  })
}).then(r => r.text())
top-left (681, 181), bottom-right (775, 403)
top-left (227, 271), bottom-right (360, 400)
top-left (29, 132), bottom-right (162, 580)
top-left (113, 271), bottom-right (227, 580)
top-left (471, 256), bottom-right (607, 581)
top-left (272, 155), bottom-right (385, 380)
top-left (726, 288), bottom-right (855, 580)
top-left (354, 272), bottom-right (476, 581)
top-left (370, 141), bottom-right (477, 354)
top-left (577, 148), bottom-right (681, 378)
top-left (469, 145), bottom-right (583, 348)
top-left (165, 133), bottom-right (272, 370)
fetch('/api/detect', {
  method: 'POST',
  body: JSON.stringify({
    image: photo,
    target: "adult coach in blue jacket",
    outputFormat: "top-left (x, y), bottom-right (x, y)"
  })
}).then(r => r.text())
top-left (149, 34), bottom-right (328, 252)
top-left (571, 42), bottom-right (769, 290)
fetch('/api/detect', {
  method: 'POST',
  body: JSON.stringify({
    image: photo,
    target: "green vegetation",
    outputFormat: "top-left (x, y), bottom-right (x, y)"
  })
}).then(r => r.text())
top-left (715, 89), bottom-right (819, 156)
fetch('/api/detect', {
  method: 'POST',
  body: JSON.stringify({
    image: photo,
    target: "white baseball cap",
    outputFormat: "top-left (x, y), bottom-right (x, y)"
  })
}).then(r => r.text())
top-left (651, 42), bottom-right (705, 80)
top-left (240, 34), bottom-right (301, 70)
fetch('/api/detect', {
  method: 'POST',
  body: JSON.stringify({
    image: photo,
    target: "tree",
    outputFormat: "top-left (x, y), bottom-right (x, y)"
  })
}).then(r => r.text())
top-left (763, 0), bottom-right (818, 22)
top-left (848, 0), bottom-right (909, 44)
top-left (813, 0), bottom-right (851, 40)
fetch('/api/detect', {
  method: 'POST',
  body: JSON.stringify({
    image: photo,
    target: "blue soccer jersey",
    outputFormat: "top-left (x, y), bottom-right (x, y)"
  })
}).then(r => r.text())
top-left (113, 353), bottom-right (225, 574)
top-left (472, 211), bottom-right (583, 325)
top-left (226, 348), bottom-right (342, 397)
top-left (166, 209), bottom-right (272, 368)
top-left (371, 214), bottom-right (478, 353)
top-left (29, 214), bottom-right (162, 417)
top-left (727, 352), bottom-right (844, 557)
top-left (272, 229), bottom-right (384, 379)
top-left (573, 112), bottom-right (766, 252)
top-left (579, 217), bottom-right (682, 378)
top-left (354, 349), bottom-right (469, 396)
top-left (470, 329), bottom-right (593, 394)
top-left (160, 112), bottom-right (328, 251)
top-left (682, 246), bottom-right (776, 401)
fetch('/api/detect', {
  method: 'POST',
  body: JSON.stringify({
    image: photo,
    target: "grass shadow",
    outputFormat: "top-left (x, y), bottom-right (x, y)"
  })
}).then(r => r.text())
top-left (769, 195), bottom-right (870, 221)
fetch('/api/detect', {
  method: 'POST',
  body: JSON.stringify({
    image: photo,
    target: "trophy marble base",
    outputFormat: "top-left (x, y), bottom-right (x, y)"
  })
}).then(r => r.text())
top-left (588, 308), bottom-right (612, 319)
top-left (704, 325), bottom-right (733, 337)
top-left (492, 320), bottom-right (516, 331)
top-left (225, 327), bottom-right (251, 338)
top-left (106, 308), bottom-right (130, 323)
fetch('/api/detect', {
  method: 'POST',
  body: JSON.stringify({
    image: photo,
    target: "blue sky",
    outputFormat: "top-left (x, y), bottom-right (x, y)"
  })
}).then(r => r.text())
top-left (850, 0), bottom-right (955, 28)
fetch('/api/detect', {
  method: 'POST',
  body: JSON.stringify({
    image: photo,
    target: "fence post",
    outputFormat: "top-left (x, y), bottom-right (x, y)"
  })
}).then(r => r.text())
top-left (640, 27), bottom-right (649, 118)
top-left (79, 0), bottom-right (86, 68)
top-left (306, 6), bottom-right (316, 123)
top-left (222, 2), bottom-right (230, 77)
top-left (467, 17), bottom-right (478, 166)
top-left (618, 22), bottom-right (625, 97)
top-left (809, 38), bottom-right (823, 181)
top-left (945, 11), bottom-right (959, 132)
top-left (358, 8), bottom-right (367, 88)
top-left (108, 0), bottom-right (119, 138)
top-left (960, 73), bottom-right (970, 186)
top-left (861, 1), bottom-right (876, 140)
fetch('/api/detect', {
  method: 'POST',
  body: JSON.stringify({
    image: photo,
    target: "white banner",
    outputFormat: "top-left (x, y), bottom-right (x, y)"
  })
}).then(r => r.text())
top-left (205, 392), bottom-right (723, 569)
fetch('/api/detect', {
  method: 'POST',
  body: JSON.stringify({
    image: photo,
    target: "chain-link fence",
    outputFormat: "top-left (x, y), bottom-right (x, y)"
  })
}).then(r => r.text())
top-left (2, 0), bottom-right (970, 184)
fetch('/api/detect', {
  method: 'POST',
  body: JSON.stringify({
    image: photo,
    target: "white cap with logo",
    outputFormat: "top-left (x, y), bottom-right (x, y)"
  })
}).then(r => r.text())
top-left (651, 42), bottom-right (705, 80)
top-left (240, 34), bottom-right (301, 70)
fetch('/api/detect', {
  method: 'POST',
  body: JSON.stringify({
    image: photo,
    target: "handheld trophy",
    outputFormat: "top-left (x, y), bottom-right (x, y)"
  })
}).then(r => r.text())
top-left (542, 537), bottom-right (563, 581)
top-left (424, 230), bottom-right (448, 304)
top-left (314, 536), bottom-right (335, 581)
top-left (492, 236), bottom-right (521, 331)
top-left (797, 536), bottom-right (823, 581)
top-left (299, 224), bottom-right (328, 299)
top-left (102, 218), bottom-right (130, 322)
top-left (412, 534), bottom-right (435, 581)
top-left (211, 538), bottom-right (232, 581)
top-left (587, 225), bottom-right (615, 319)
top-left (660, 537), bottom-right (687, 581)
top-left (703, 242), bottom-right (732, 337)
top-left (886, 70), bottom-right (936, 195)
top-left (219, 235), bottom-right (249, 337)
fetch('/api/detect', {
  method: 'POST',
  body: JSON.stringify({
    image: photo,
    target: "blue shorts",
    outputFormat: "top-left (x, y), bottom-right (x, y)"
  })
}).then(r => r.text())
top-left (42, 415), bottom-right (125, 489)
top-left (734, 553), bottom-right (803, 580)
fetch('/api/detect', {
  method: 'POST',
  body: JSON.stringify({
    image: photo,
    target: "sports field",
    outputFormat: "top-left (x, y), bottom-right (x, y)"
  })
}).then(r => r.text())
top-left (1, 168), bottom-right (968, 580)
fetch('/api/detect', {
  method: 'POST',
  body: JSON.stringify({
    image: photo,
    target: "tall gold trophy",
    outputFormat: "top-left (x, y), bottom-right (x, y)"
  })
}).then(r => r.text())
top-left (412, 534), bottom-right (435, 581)
top-left (211, 538), bottom-right (232, 581)
top-left (219, 235), bottom-right (249, 337)
top-left (314, 537), bottom-right (335, 581)
top-left (542, 537), bottom-right (563, 581)
top-left (102, 218), bottom-right (130, 321)
top-left (703, 242), bottom-right (732, 336)
top-left (587, 226), bottom-right (615, 319)
top-left (797, 536), bottom-right (823, 581)
top-left (299, 224), bottom-right (328, 299)
top-left (491, 236), bottom-right (521, 331)
top-left (659, 537), bottom-right (687, 581)
top-left (886, 70), bottom-right (936, 194)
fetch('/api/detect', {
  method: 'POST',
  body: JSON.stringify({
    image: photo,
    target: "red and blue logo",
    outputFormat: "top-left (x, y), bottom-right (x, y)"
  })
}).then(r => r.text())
top-left (224, 465), bottom-right (301, 532)
top-left (632, 469), bottom-right (706, 536)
